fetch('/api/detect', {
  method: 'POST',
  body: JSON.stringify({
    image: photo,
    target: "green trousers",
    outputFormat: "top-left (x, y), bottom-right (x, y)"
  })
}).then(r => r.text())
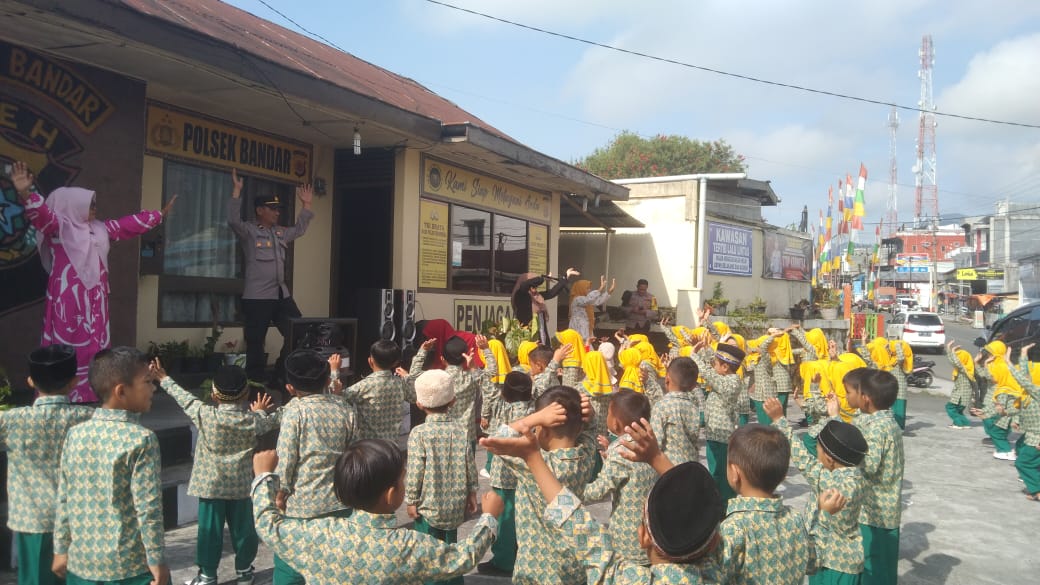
top-left (892, 399), bottom-right (906, 430)
top-left (801, 432), bottom-right (818, 457)
top-left (197, 497), bottom-right (257, 576)
top-left (489, 488), bottom-right (517, 572)
top-left (778, 392), bottom-right (790, 415)
top-left (738, 413), bottom-right (750, 426)
top-left (706, 440), bottom-right (736, 504)
top-left (983, 418), bottom-right (1012, 453)
top-left (67, 572), bottom-right (151, 585)
top-left (859, 524), bottom-right (899, 585)
top-left (274, 508), bottom-right (352, 584)
top-left (944, 403), bottom-right (970, 427)
top-left (1015, 438), bottom-right (1040, 495)
top-left (414, 516), bottom-right (463, 585)
top-left (810, 567), bottom-right (861, 585)
top-left (16, 532), bottom-right (61, 585)
top-left (752, 399), bottom-right (771, 425)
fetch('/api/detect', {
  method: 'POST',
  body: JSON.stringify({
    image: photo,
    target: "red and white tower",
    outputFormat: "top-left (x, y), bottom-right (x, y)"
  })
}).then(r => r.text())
top-left (913, 35), bottom-right (939, 227)
top-left (886, 106), bottom-right (899, 235)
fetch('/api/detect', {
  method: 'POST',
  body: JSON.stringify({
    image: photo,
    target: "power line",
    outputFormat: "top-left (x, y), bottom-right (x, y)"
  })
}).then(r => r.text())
top-left (424, 0), bottom-right (1040, 130)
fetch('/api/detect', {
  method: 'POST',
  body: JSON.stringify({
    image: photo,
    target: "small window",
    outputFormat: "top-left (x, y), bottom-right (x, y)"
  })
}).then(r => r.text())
top-left (451, 206), bottom-right (491, 292)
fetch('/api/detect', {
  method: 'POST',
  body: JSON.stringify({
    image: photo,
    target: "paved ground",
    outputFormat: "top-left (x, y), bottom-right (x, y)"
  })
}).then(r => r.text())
top-left (3, 372), bottom-right (1036, 584)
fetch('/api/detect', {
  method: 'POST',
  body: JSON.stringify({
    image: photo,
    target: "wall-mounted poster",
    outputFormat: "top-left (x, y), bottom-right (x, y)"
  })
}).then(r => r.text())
top-left (763, 230), bottom-right (812, 281)
top-left (418, 199), bottom-right (449, 288)
top-left (707, 222), bottom-right (752, 277)
top-left (528, 223), bottom-right (548, 276)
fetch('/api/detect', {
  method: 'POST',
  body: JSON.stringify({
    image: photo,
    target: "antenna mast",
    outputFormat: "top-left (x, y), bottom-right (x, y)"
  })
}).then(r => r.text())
top-left (913, 35), bottom-right (939, 228)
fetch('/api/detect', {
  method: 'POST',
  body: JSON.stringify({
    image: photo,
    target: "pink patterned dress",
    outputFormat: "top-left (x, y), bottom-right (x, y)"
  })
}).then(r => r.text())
top-left (23, 189), bottom-right (162, 403)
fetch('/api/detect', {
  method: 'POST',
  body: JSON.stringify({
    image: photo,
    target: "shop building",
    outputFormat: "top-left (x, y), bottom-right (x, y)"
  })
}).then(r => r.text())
top-left (0, 0), bottom-right (628, 384)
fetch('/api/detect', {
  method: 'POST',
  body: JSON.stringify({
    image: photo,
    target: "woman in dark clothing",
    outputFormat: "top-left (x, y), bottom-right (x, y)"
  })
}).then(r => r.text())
top-left (511, 267), bottom-right (579, 345)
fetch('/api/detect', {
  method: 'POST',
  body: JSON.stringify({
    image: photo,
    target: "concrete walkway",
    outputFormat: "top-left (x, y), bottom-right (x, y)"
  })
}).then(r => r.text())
top-left (5, 379), bottom-right (1035, 584)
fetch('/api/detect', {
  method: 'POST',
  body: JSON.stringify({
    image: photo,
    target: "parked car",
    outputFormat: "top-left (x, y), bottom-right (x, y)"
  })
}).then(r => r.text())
top-left (975, 302), bottom-right (1040, 361)
top-left (896, 295), bottom-right (919, 312)
top-left (887, 311), bottom-right (945, 352)
top-left (875, 293), bottom-right (896, 312)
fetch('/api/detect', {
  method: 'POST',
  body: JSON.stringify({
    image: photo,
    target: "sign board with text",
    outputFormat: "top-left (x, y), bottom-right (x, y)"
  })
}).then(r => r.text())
top-left (418, 199), bottom-right (449, 289)
top-left (421, 155), bottom-right (551, 223)
top-left (453, 299), bottom-right (514, 332)
top-left (707, 222), bottom-right (752, 276)
top-left (956, 268), bottom-right (1005, 281)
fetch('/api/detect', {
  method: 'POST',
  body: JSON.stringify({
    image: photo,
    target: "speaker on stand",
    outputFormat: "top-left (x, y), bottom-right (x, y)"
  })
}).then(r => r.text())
top-left (354, 288), bottom-right (398, 376)
top-left (399, 290), bottom-right (417, 351)
top-left (380, 288), bottom-right (397, 343)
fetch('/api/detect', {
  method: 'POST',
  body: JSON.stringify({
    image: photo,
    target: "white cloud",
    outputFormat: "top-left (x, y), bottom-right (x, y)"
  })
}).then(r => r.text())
top-left (938, 33), bottom-right (1040, 128)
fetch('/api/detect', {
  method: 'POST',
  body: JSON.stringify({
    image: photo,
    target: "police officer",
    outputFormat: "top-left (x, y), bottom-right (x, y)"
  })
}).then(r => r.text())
top-left (227, 168), bottom-right (314, 387)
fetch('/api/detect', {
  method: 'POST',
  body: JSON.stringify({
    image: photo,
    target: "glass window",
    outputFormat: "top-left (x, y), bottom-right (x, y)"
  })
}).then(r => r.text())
top-left (450, 206), bottom-right (491, 292)
top-left (158, 161), bottom-right (294, 326)
top-left (493, 214), bottom-right (528, 293)
top-left (907, 314), bottom-right (942, 326)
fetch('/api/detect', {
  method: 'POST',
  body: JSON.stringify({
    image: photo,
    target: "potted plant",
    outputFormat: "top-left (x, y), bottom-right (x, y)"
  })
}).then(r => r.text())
top-left (747, 296), bottom-right (767, 315)
top-left (149, 340), bottom-right (189, 373)
top-left (707, 281), bottom-right (729, 316)
top-left (223, 340), bottom-right (246, 367)
top-left (817, 290), bottom-right (840, 320)
top-left (789, 299), bottom-right (809, 321)
top-left (202, 325), bottom-right (225, 371)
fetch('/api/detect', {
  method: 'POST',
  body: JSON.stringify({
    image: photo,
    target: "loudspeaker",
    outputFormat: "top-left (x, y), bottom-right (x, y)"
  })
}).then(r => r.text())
top-left (400, 289), bottom-right (417, 350)
top-left (380, 288), bottom-right (396, 342)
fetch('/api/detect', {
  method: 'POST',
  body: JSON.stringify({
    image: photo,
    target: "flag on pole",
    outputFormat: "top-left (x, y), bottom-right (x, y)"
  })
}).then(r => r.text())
top-left (842, 177), bottom-right (853, 224)
top-left (853, 164), bottom-right (867, 230)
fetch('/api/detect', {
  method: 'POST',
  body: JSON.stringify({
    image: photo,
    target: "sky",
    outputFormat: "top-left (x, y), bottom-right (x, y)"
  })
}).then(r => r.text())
top-left (225, 0), bottom-right (1040, 233)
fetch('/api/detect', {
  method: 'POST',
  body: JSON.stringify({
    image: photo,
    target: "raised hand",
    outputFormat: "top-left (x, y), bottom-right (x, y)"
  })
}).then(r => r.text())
top-left (474, 334), bottom-right (490, 350)
top-left (251, 392), bottom-right (274, 412)
top-left (566, 267), bottom-right (580, 279)
top-left (421, 338), bottom-right (437, 351)
top-left (608, 278), bottom-right (616, 294)
top-left (599, 274), bottom-right (608, 290)
top-left (553, 343), bottom-right (573, 364)
top-left (11, 161), bottom-right (34, 198)
top-left (825, 392), bottom-right (840, 417)
top-left (149, 358), bottom-right (168, 382)
top-left (763, 397), bottom-right (784, 422)
top-left (231, 168), bottom-right (243, 198)
top-left (296, 183), bottom-right (314, 207)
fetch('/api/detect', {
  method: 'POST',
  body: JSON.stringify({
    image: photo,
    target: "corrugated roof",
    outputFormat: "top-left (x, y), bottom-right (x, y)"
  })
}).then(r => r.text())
top-left (119, 0), bottom-right (509, 138)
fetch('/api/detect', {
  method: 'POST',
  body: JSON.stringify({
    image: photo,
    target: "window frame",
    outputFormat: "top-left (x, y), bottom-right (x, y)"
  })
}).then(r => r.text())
top-left (155, 160), bottom-right (297, 327)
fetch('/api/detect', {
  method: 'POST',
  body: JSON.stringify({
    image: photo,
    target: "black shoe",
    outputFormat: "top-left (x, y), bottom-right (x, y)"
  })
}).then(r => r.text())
top-left (477, 561), bottom-right (513, 576)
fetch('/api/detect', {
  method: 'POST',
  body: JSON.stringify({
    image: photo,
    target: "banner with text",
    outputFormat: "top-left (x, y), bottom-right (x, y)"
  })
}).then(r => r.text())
top-left (421, 155), bottom-right (551, 223)
top-left (707, 222), bottom-right (753, 277)
top-left (453, 298), bottom-right (514, 332)
top-left (528, 223), bottom-right (548, 275)
top-left (145, 102), bottom-right (312, 182)
top-left (762, 230), bottom-right (812, 281)
top-left (418, 199), bottom-right (449, 289)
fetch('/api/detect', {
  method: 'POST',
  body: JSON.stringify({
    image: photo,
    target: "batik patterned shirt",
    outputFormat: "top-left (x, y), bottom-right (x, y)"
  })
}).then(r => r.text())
top-left (583, 433), bottom-right (658, 564)
top-left (750, 353), bottom-right (776, 402)
top-left (892, 344), bottom-right (908, 400)
top-left (54, 409), bottom-right (164, 581)
top-left (161, 378), bottom-right (281, 499)
top-left (775, 418), bottom-right (863, 574)
top-left (1008, 365), bottom-right (1040, 446)
top-left (976, 368), bottom-right (1014, 429)
top-left (790, 328), bottom-right (818, 361)
top-left (496, 424), bottom-right (598, 584)
top-left (533, 360), bottom-right (562, 399)
top-left (409, 348), bottom-right (495, 443)
top-left (344, 370), bottom-right (415, 440)
top-left (0, 395), bottom-right (92, 533)
top-left (945, 348), bottom-right (975, 407)
top-left (275, 393), bottom-right (358, 518)
top-left (252, 473), bottom-right (497, 584)
top-left (486, 400), bottom-right (534, 490)
top-left (649, 391), bottom-right (701, 465)
top-left (692, 349), bottom-right (741, 443)
top-left (405, 413), bottom-right (476, 530)
top-left (854, 409), bottom-right (904, 529)
top-left (562, 366), bottom-right (584, 390)
top-left (544, 488), bottom-right (722, 584)
top-left (719, 496), bottom-right (814, 585)
top-left (772, 361), bottom-right (793, 395)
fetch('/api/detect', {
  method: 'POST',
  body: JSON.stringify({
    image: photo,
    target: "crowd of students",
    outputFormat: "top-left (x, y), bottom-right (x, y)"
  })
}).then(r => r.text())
top-left (4, 303), bottom-right (1039, 585)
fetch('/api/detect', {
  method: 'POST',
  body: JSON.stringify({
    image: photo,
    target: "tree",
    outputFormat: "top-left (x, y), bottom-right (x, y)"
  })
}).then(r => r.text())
top-left (575, 131), bottom-right (745, 179)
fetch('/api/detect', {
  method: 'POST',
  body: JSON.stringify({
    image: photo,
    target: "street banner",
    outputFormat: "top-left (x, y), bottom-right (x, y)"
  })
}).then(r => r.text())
top-left (707, 222), bottom-right (752, 276)
top-left (763, 230), bottom-right (812, 281)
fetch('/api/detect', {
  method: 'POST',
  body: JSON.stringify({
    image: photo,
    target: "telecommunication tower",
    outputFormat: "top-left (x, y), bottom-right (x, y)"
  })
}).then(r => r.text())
top-left (886, 106), bottom-right (899, 235)
top-left (913, 35), bottom-right (939, 228)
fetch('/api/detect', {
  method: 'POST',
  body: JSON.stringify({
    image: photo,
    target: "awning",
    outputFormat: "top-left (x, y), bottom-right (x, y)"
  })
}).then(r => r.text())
top-left (970, 294), bottom-right (997, 307)
top-left (560, 195), bottom-right (644, 230)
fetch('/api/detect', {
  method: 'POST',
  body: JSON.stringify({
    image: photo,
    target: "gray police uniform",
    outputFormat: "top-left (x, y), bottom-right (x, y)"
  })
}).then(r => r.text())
top-left (227, 195), bottom-right (313, 383)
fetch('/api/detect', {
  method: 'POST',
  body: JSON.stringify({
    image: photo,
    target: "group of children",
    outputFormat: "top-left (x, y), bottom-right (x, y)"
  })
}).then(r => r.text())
top-left (3, 304), bottom-right (913, 585)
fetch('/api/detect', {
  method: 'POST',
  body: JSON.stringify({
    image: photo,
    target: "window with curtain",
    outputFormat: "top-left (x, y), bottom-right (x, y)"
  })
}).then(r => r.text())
top-left (158, 161), bottom-right (294, 326)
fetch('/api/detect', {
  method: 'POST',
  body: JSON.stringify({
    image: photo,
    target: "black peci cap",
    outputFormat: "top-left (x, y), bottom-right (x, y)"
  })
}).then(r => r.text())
top-left (818, 420), bottom-right (868, 467)
top-left (28, 344), bottom-right (77, 391)
top-left (646, 461), bottom-right (724, 561)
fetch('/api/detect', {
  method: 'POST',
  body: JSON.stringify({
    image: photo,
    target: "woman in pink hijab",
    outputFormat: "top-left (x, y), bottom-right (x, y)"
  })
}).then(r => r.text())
top-left (12, 162), bottom-right (174, 402)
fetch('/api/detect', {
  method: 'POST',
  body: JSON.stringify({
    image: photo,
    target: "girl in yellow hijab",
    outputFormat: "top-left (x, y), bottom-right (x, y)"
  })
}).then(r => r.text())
top-left (971, 340), bottom-right (1024, 459)
top-left (581, 350), bottom-right (615, 437)
top-left (629, 333), bottom-right (665, 378)
top-left (888, 339), bottom-right (912, 429)
top-left (515, 340), bottom-right (538, 375)
top-left (944, 341), bottom-right (975, 428)
top-left (747, 334), bottom-right (776, 423)
top-left (486, 339), bottom-right (512, 384)
top-left (865, 337), bottom-right (896, 371)
top-left (555, 329), bottom-right (587, 388)
top-left (795, 327), bottom-right (832, 402)
top-left (769, 330), bottom-right (796, 415)
top-left (618, 347), bottom-right (644, 393)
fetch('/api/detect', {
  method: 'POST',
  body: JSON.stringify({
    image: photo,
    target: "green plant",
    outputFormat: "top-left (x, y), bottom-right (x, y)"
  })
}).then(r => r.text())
top-left (816, 288), bottom-right (841, 309)
top-left (148, 340), bottom-right (189, 363)
top-left (0, 367), bottom-right (12, 410)
top-left (708, 281), bottom-right (729, 308)
top-left (725, 306), bottom-right (770, 339)
top-left (747, 296), bottom-right (767, 314)
top-left (203, 325), bottom-right (224, 355)
top-left (480, 316), bottom-right (538, 360)
top-left (186, 345), bottom-right (206, 359)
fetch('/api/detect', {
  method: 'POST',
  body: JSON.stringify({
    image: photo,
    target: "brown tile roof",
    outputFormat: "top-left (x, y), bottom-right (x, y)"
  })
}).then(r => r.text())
top-left (120, 0), bottom-right (508, 138)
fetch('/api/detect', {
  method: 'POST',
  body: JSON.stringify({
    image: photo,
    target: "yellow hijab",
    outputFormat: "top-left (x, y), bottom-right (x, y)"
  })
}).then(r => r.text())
top-left (829, 353), bottom-right (866, 422)
top-left (952, 349), bottom-right (975, 382)
top-left (712, 322), bottom-right (731, 338)
top-left (800, 329), bottom-right (831, 399)
top-left (1031, 361), bottom-right (1040, 386)
top-left (984, 341), bottom-right (1030, 407)
top-left (516, 340), bottom-right (538, 374)
top-left (486, 339), bottom-right (512, 384)
top-left (745, 335), bottom-right (770, 367)
top-left (581, 351), bottom-right (614, 395)
top-left (570, 279), bottom-right (596, 331)
top-left (770, 333), bottom-right (795, 365)
top-left (671, 326), bottom-right (694, 347)
top-left (868, 337), bottom-right (895, 371)
top-left (618, 347), bottom-right (644, 392)
top-left (889, 339), bottom-right (913, 373)
top-left (556, 329), bottom-right (586, 368)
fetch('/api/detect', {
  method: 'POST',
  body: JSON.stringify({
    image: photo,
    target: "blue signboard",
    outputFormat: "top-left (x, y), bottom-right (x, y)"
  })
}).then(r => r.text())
top-left (896, 266), bottom-right (929, 273)
top-left (707, 222), bottom-right (753, 277)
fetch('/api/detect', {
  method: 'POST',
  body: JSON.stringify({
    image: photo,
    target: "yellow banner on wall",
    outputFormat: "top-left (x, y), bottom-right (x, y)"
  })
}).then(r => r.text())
top-left (419, 199), bottom-right (450, 289)
top-left (145, 102), bottom-right (312, 182)
top-left (421, 155), bottom-right (551, 223)
top-left (529, 223), bottom-right (548, 275)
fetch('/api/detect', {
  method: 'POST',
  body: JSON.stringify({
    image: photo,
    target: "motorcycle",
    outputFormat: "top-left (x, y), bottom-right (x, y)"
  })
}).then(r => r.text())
top-left (907, 355), bottom-right (935, 388)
